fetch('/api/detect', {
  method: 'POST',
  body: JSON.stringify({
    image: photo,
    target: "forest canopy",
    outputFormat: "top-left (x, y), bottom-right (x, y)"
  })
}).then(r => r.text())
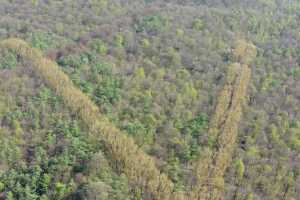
top-left (0, 0), bottom-right (299, 200)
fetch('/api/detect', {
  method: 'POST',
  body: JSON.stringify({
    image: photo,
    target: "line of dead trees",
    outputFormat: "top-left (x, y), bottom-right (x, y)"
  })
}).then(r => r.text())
top-left (190, 40), bottom-right (257, 200)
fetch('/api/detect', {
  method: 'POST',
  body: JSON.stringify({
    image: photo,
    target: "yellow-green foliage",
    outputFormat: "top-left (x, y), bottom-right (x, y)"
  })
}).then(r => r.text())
top-left (0, 96), bottom-right (8, 118)
top-left (176, 28), bottom-right (184, 38)
top-left (234, 159), bottom-right (245, 182)
top-left (191, 40), bottom-right (256, 200)
top-left (141, 38), bottom-right (150, 48)
top-left (0, 38), bottom-right (180, 200)
top-left (192, 18), bottom-right (204, 31)
top-left (114, 33), bottom-right (124, 47)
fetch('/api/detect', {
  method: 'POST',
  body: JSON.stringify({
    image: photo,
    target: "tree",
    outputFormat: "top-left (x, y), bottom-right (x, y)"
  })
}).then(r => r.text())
top-left (192, 18), bottom-right (204, 31)
top-left (6, 191), bottom-right (14, 200)
top-left (234, 159), bottom-right (245, 183)
top-left (85, 181), bottom-right (111, 200)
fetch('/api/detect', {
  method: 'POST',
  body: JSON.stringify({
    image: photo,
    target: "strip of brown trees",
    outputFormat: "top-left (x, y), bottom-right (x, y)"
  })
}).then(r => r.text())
top-left (190, 40), bottom-right (257, 200)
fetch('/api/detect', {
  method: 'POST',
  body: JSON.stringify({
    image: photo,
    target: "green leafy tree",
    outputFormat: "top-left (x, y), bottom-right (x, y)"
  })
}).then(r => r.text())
top-left (6, 191), bottom-right (14, 200)
top-left (192, 18), bottom-right (204, 31)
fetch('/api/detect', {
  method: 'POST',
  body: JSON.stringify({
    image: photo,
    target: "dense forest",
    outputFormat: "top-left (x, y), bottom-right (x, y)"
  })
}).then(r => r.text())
top-left (0, 0), bottom-right (299, 200)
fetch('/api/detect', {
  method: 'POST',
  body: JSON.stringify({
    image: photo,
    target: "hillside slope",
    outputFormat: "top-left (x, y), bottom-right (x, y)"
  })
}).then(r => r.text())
top-left (0, 1), bottom-right (299, 200)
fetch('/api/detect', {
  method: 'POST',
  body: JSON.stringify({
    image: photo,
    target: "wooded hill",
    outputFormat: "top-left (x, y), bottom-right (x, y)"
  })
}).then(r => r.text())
top-left (0, 1), bottom-right (299, 200)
